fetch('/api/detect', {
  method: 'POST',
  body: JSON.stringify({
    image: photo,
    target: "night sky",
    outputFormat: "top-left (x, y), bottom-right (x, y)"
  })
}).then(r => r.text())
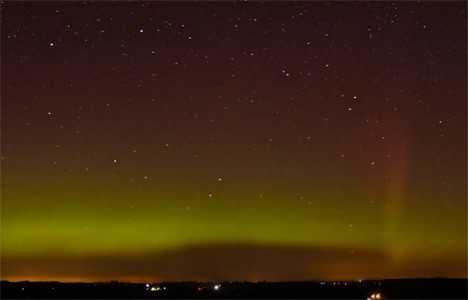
top-left (2, 1), bottom-right (466, 282)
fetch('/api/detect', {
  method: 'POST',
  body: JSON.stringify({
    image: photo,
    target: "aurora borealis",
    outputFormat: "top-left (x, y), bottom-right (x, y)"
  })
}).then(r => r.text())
top-left (1, 1), bottom-right (467, 282)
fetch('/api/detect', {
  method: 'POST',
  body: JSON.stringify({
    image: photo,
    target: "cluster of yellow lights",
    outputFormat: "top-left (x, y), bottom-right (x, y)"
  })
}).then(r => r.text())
top-left (367, 292), bottom-right (382, 300)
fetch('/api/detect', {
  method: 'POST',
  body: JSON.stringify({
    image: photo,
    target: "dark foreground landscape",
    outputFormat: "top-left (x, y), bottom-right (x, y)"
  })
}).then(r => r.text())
top-left (1, 279), bottom-right (467, 299)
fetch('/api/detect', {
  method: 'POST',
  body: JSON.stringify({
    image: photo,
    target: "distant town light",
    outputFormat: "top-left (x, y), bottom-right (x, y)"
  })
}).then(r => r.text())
top-left (213, 284), bottom-right (221, 291)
